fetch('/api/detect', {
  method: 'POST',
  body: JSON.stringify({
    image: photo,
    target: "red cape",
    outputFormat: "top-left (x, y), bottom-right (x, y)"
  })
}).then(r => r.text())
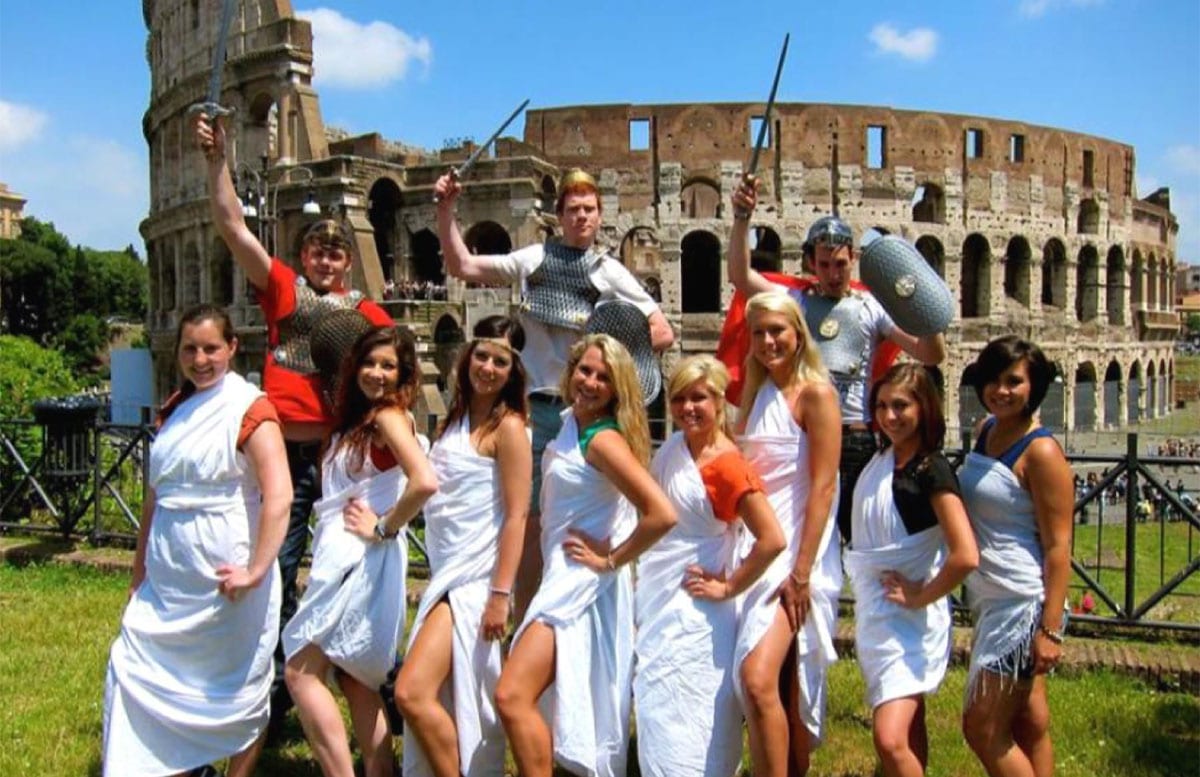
top-left (715, 273), bottom-right (901, 405)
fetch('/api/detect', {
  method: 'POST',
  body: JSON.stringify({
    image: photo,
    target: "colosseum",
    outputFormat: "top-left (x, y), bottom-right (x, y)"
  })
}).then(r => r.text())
top-left (141, 1), bottom-right (1181, 434)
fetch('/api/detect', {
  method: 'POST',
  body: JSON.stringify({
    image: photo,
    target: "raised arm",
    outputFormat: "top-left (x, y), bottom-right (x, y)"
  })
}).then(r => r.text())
top-left (194, 114), bottom-right (272, 289)
top-left (482, 413), bottom-right (533, 640)
top-left (727, 175), bottom-right (775, 298)
top-left (433, 173), bottom-right (510, 285)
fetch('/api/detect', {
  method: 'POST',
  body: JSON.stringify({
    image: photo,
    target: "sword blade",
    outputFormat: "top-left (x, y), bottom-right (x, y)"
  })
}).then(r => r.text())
top-left (206, 0), bottom-right (240, 107)
top-left (456, 98), bottom-right (531, 179)
top-left (746, 33), bottom-right (790, 177)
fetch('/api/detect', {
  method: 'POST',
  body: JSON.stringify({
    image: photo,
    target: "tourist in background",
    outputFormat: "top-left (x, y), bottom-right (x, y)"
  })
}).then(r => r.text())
top-left (959, 336), bottom-right (1073, 777)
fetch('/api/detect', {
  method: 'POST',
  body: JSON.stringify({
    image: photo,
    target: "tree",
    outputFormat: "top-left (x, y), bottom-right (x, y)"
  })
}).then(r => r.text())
top-left (1187, 313), bottom-right (1200, 335)
top-left (0, 334), bottom-right (80, 420)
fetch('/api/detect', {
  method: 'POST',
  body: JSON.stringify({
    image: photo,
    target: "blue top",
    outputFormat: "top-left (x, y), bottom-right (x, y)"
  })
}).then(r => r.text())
top-left (974, 418), bottom-right (1055, 471)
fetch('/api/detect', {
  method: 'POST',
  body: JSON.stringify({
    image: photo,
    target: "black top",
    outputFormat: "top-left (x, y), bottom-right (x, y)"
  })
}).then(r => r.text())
top-left (891, 451), bottom-right (961, 537)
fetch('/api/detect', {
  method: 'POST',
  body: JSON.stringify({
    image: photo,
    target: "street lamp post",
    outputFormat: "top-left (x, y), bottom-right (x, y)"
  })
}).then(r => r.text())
top-left (234, 154), bottom-right (321, 256)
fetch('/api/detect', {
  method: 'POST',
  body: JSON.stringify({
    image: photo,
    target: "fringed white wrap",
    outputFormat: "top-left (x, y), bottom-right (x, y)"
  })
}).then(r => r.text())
top-left (282, 438), bottom-right (408, 690)
top-left (734, 381), bottom-right (841, 746)
top-left (958, 451), bottom-right (1046, 696)
top-left (103, 373), bottom-right (280, 776)
top-left (404, 417), bottom-right (507, 777)
top-left (513, 410), bottom-right (636, 777)
top-left (843, 450), bottom-right (951, 709)
top-left (634, 432), bottom-right (741, 777)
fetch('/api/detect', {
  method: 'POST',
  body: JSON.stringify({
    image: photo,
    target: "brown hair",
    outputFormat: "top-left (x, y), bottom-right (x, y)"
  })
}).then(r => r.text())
top-left (869, 362), bottom-right (946, 456)
top-left (331, 326), bottom-right (420, 471)
top-left (439, 315), bottom-right (529, 440)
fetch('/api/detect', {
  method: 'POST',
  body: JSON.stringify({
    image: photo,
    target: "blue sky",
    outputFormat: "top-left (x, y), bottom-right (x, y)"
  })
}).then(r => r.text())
top-left (1, 1), bottom-right (1197, 262)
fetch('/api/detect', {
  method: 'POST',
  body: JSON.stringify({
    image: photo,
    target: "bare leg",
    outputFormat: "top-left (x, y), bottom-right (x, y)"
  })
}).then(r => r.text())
top-left (740, 606), bottom-right (797, 777)
top-left (910, 697), bottom-right (929, 771)
top-left (512, 512), bottom-right (542, 625)
top-left (226, 729), bottom-right (266, 777)
top-left (779, 641), bottom-right (809, 777)
top-left (394, 600), bottom-right (458, 777)
top-left (495, 621), bottom-right (556, 777)
top-left (285, 643), bottom-right (356, 777)
top-left (1013, 675), bottom-right (1054, 777)
top-left (872, 696), bottom-right (925, 777)
top-left (339, 673), bottom-right (394, 777)
top-left (962, 672), bottom-right (1037, 777)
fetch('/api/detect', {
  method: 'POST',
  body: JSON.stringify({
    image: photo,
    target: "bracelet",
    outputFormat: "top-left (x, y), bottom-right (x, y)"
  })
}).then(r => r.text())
top-left (1038, 624), bottom-right (1065, 644)
top-left (488, 587), bottom-right (512, 598)
top-left (789, 570), bottom-right (809, 586)
top-left (733, 210), bottom-right (751, 221)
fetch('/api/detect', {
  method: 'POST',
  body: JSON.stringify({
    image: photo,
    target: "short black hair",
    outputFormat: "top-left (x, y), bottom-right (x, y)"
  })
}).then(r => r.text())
top-left (970, 335), bottom-right (1054, 416)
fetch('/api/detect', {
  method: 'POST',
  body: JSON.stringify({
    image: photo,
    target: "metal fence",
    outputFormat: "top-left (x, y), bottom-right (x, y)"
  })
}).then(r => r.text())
top-left (2, 411), bottom-right (1197, 632)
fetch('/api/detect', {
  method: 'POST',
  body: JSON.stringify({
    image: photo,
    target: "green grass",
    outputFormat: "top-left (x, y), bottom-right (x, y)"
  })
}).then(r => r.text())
top-left (2, 562), bottom-right (1197, 776)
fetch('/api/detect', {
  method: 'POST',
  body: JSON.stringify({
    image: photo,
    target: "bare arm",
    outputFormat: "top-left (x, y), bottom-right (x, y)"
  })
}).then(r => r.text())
top-left (1024, 436), bottom-right (1074, 671)
top-left (433, 173), bottom-right (511, 285)
top-left (481, 414), bottom-right (532, 640)
top-left (687, 490), bottom-right (785, 601)
top-left (216, 420), bottom-right (292, 600)
top-left (347, 408), bottom-right (439, 536)
top-left (727, 176), bottom-right (775, 298)
top-left (883, 489), bottom-right (979, 609)
top-left (194, 114), bottom-right (272, 289)
top-left (647, 309), bottom-right (675, 352)
top-left (887, 327), bottom-right (946, 366)
top-left (564, 429), bottom-right (677, 571)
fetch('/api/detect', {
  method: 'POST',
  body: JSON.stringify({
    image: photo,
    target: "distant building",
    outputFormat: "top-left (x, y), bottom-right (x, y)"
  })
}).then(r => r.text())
top-left (1178, 263), bottom-right (1200, 294)
top-left (0, 183), bottom-right (26, 239)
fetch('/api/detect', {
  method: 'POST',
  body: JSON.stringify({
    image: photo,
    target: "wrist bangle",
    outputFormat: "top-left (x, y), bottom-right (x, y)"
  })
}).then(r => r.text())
top-left (488, 587), bottom-right (511, 598)
top-left (789, 570), bottom-right (809, 586)
top-left (733, 210), bottom-right (751, 221)
top-left (1038, 624), bottom-right (1064, 644)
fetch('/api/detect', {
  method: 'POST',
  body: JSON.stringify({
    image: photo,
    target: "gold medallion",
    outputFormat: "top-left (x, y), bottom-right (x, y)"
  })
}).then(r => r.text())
top-left (819, 318), bottom-right (839, 339)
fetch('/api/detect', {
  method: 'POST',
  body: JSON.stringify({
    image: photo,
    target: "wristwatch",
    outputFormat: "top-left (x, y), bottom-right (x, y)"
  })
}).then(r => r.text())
top-left (374, 519), bottom-right (399, 541)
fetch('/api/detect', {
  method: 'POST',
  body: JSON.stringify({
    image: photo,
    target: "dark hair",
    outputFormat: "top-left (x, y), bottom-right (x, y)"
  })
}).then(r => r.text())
top-left (870, 362), bottom-right (946, 456)
top-left (331, 326), bottom-right (420, 470)
top-left (174, 303), bottom-right (236, 353)
top-left (439, 316), bottom-right (528, 440)
top-left (970, 335), bottom-right (1054, 416)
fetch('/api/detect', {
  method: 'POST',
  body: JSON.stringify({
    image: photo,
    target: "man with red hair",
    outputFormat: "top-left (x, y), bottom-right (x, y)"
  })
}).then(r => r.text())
top-left (434, 168), bottom-right (673, 611)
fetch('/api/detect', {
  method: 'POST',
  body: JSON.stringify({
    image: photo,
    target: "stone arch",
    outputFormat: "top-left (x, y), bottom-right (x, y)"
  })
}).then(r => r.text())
top-left (915, 236), bottom-right (945, 278)
top-left (911, 183), bottom-right (946, 224)
top-left (619, 226), bottom-right (661, 275)
top-left (1042, 363), bottom-right (1066, 431)
top-left (463, 221), bottom-right (513, 256)
top-left (680, 230), bottom-right (722, 313)
top-left (1158, 261), bottom-right (1170, 312)
top-left (1103, 360), bottom-right (1121, 428)
top-left (1106, 245), bottom-right (1126, 325)
top-left (208, 239), bottom-right (233, 306)
top-left (1004, 235), bottom-right (1032, 307)
top-left (860, 226), bottom-right (890, 250)
top-left (1130, 249), bottom-right (1144, 308)
top-left (1147, 254), bottom-right (1159, 310)
top-left (1040, 238), bottom-right (1068, 309)
top-left (642, 275), bottom-right (663, 303)
top-left (1077, 198), bottom-right (1100, 235)
top-left (751, 226), bottom-right (782, 273)
top-left (410, 228), bottom-right (444, 284)
top-left (957, 366), bottom-right (987, 433)
top-left (1158, 358), bottom-right (1168, 416)
top-left (1146, 361), bottom-right (1157, 419)
top-left (1127, 361), bottom-right (1142, 422)
top-left (182, 242), bottom-right (201, 306)
top-left (245, 91), bottom-right (279, 162)
top-left (1075, 245), bottom-right (1100, 322)
top-left (1073, 362), bottom-right (1097, 431)
top-left (161, 243), bottom-right (177, 311)
top-left (433, 314), bottom-right (465, 390)
top-left (960, 233), bottom-right (991, 319)
top-left (368, 177), bottom-right (402, 283)
top-left (680, 178), bottom-right (721, 220)
top-left (541, 174), bottom-right (557, 209)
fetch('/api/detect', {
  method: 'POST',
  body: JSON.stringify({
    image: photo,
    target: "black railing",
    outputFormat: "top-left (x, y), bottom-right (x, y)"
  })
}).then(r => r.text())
top-left (2, 413), bottom-right (1197, 632)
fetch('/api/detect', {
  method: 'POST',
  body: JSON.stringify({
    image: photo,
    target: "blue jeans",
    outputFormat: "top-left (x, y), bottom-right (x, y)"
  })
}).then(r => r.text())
top-left (269, 439), bottom-right (322, 730)
top-left (529, 395), bottom-right (566, 515)
top-left (838, 427), bottom-right (878, 544)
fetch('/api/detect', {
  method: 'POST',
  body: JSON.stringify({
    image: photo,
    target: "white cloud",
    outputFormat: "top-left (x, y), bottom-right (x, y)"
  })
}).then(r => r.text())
top-left (0, 100), bottom-right (49, 152)
top-left (1019, 0), bottom-right (1103, 19)
top-left (868, 23), bottom-right (938, 63)
top-left (297, 8), bottom-right (432, 90)
top-left (1164, 144), bottom-right (1200, 178)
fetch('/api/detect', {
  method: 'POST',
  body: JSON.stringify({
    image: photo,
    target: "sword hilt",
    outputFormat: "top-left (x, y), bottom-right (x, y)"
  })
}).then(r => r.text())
top-left (432, 167), bottom-right (460, 205)
top-left (187, 101), bottom-right (236, 124)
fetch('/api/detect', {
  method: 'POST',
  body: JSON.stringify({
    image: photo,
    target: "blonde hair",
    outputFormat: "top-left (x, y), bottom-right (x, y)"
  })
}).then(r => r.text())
top-left (739, 290), bottom-right (829, 420)
top-left (559, 334), bottom-right (651, 465)
top-left (667, 355), bottom-right (732, 439)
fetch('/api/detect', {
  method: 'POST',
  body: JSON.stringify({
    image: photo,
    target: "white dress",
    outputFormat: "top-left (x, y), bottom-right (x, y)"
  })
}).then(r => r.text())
top-left (513, 410), bottom-right (636, 777)
top-left (103, 373), bottom-right (281, 776)
top-left (843, 449), bottom-right (951, 709)
top-left (282, 429), bottom-right (423, 690)
top-left (634, 432), bottom-right (742, 777)
top-left (403, 416), bottom-right (510, 777)
top-left (734, 380), bottom-right (841, 745)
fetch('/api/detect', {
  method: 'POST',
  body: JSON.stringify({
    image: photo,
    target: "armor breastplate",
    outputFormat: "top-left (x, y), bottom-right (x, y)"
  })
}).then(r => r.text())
top-left (522, 242), bottom-right (602, 331)
top-left (803, 290), bottom-right (871, 378)
top-left (274, 277), bottom-right (365, 374)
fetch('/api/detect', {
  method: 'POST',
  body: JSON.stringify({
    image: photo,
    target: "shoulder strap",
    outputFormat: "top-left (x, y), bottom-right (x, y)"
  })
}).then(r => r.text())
top-left (997, 426), bottom-right (1055, 470)
top-left (973, 417), bottom-right (996, 453)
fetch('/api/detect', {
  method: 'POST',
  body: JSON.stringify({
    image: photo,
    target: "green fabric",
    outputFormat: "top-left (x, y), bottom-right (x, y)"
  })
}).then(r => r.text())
top-left (578, 417), bottom-right (620, 457)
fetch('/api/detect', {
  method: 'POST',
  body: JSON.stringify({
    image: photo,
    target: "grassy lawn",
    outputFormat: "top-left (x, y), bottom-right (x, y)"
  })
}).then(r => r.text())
top-left (1, 563), bottom-right (1197, 776)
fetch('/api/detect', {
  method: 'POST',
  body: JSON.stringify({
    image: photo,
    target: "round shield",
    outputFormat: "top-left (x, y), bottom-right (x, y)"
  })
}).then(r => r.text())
top-left (310, 308), bottom-right (374, 402)
top-left (859, 235), bottom-right (954, 336)
top-left (584, 301), bottom-right (662, 406)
